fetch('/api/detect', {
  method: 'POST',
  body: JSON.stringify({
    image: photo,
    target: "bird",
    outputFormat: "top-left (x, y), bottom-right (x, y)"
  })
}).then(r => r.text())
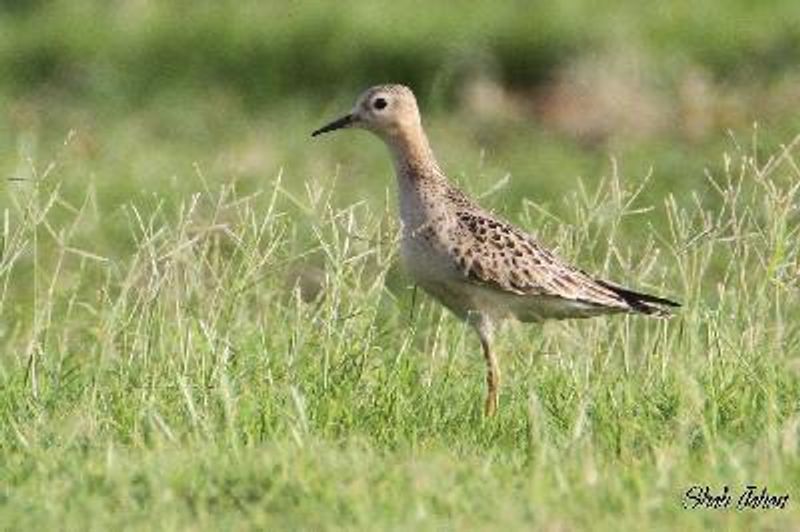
top-left (312, 84), bottom-right (679, 416)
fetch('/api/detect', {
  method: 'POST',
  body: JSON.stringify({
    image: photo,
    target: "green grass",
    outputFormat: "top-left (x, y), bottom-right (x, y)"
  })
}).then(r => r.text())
top-left (0, 100), bottom-right (799, 529)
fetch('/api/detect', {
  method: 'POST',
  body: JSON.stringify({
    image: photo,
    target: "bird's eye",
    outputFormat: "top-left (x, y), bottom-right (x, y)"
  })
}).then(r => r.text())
top-left (373, 97), bottom-right (388, 110)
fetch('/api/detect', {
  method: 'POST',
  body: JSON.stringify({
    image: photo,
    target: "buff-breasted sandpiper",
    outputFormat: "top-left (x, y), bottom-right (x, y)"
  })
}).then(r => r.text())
top-left (312, 84), bottom-right (679, 416)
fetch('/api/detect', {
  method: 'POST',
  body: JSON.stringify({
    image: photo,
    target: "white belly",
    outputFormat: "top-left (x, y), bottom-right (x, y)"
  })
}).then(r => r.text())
top-left (400, 229), bottom-right (477, 320)
top-left (401, 233), bottom-right (456, 284)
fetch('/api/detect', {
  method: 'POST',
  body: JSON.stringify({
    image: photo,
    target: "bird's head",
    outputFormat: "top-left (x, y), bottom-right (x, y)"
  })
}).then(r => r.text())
top-left (312, 84), bottom-right (421, 140)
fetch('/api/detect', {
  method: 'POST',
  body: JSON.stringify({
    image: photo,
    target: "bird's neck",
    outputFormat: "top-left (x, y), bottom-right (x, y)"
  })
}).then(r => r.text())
top-left (386, 126), bottom-right (443, 185)
top-left (386, 126), bottom-right (451, 230)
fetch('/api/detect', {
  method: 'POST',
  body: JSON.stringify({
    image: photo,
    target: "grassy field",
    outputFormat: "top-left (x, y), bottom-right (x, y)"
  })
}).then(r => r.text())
top-left (2, 2), bottom-right (800, 530)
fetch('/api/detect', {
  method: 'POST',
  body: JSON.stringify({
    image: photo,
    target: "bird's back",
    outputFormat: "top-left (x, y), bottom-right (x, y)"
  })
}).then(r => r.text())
top-left (399, 171), bottom-right (677, 322)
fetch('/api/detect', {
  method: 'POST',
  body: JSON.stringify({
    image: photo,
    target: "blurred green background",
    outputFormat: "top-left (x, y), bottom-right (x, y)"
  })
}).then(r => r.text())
top-left (2, 0), bottom-right (799, 215)
top-left (3, 0), bottom-right (800, 103)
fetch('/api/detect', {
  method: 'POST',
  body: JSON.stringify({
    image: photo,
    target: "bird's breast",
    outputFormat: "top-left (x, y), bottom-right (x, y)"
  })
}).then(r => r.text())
top-left (400, 223), bottom-right (457, 284)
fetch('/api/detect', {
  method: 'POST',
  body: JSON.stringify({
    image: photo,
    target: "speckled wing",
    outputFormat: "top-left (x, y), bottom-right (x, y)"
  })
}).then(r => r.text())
top-left (452, 211), bottom-right (635, 309)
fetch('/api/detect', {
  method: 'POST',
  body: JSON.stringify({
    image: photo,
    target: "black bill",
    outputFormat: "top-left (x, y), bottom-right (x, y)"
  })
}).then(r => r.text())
top-left (311, 114), bottom-right (354, 137)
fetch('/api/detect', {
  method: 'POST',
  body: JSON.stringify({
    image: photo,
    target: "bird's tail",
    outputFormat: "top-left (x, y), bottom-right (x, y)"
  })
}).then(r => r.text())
top-left (596, 280), bottom-right (681, 317)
